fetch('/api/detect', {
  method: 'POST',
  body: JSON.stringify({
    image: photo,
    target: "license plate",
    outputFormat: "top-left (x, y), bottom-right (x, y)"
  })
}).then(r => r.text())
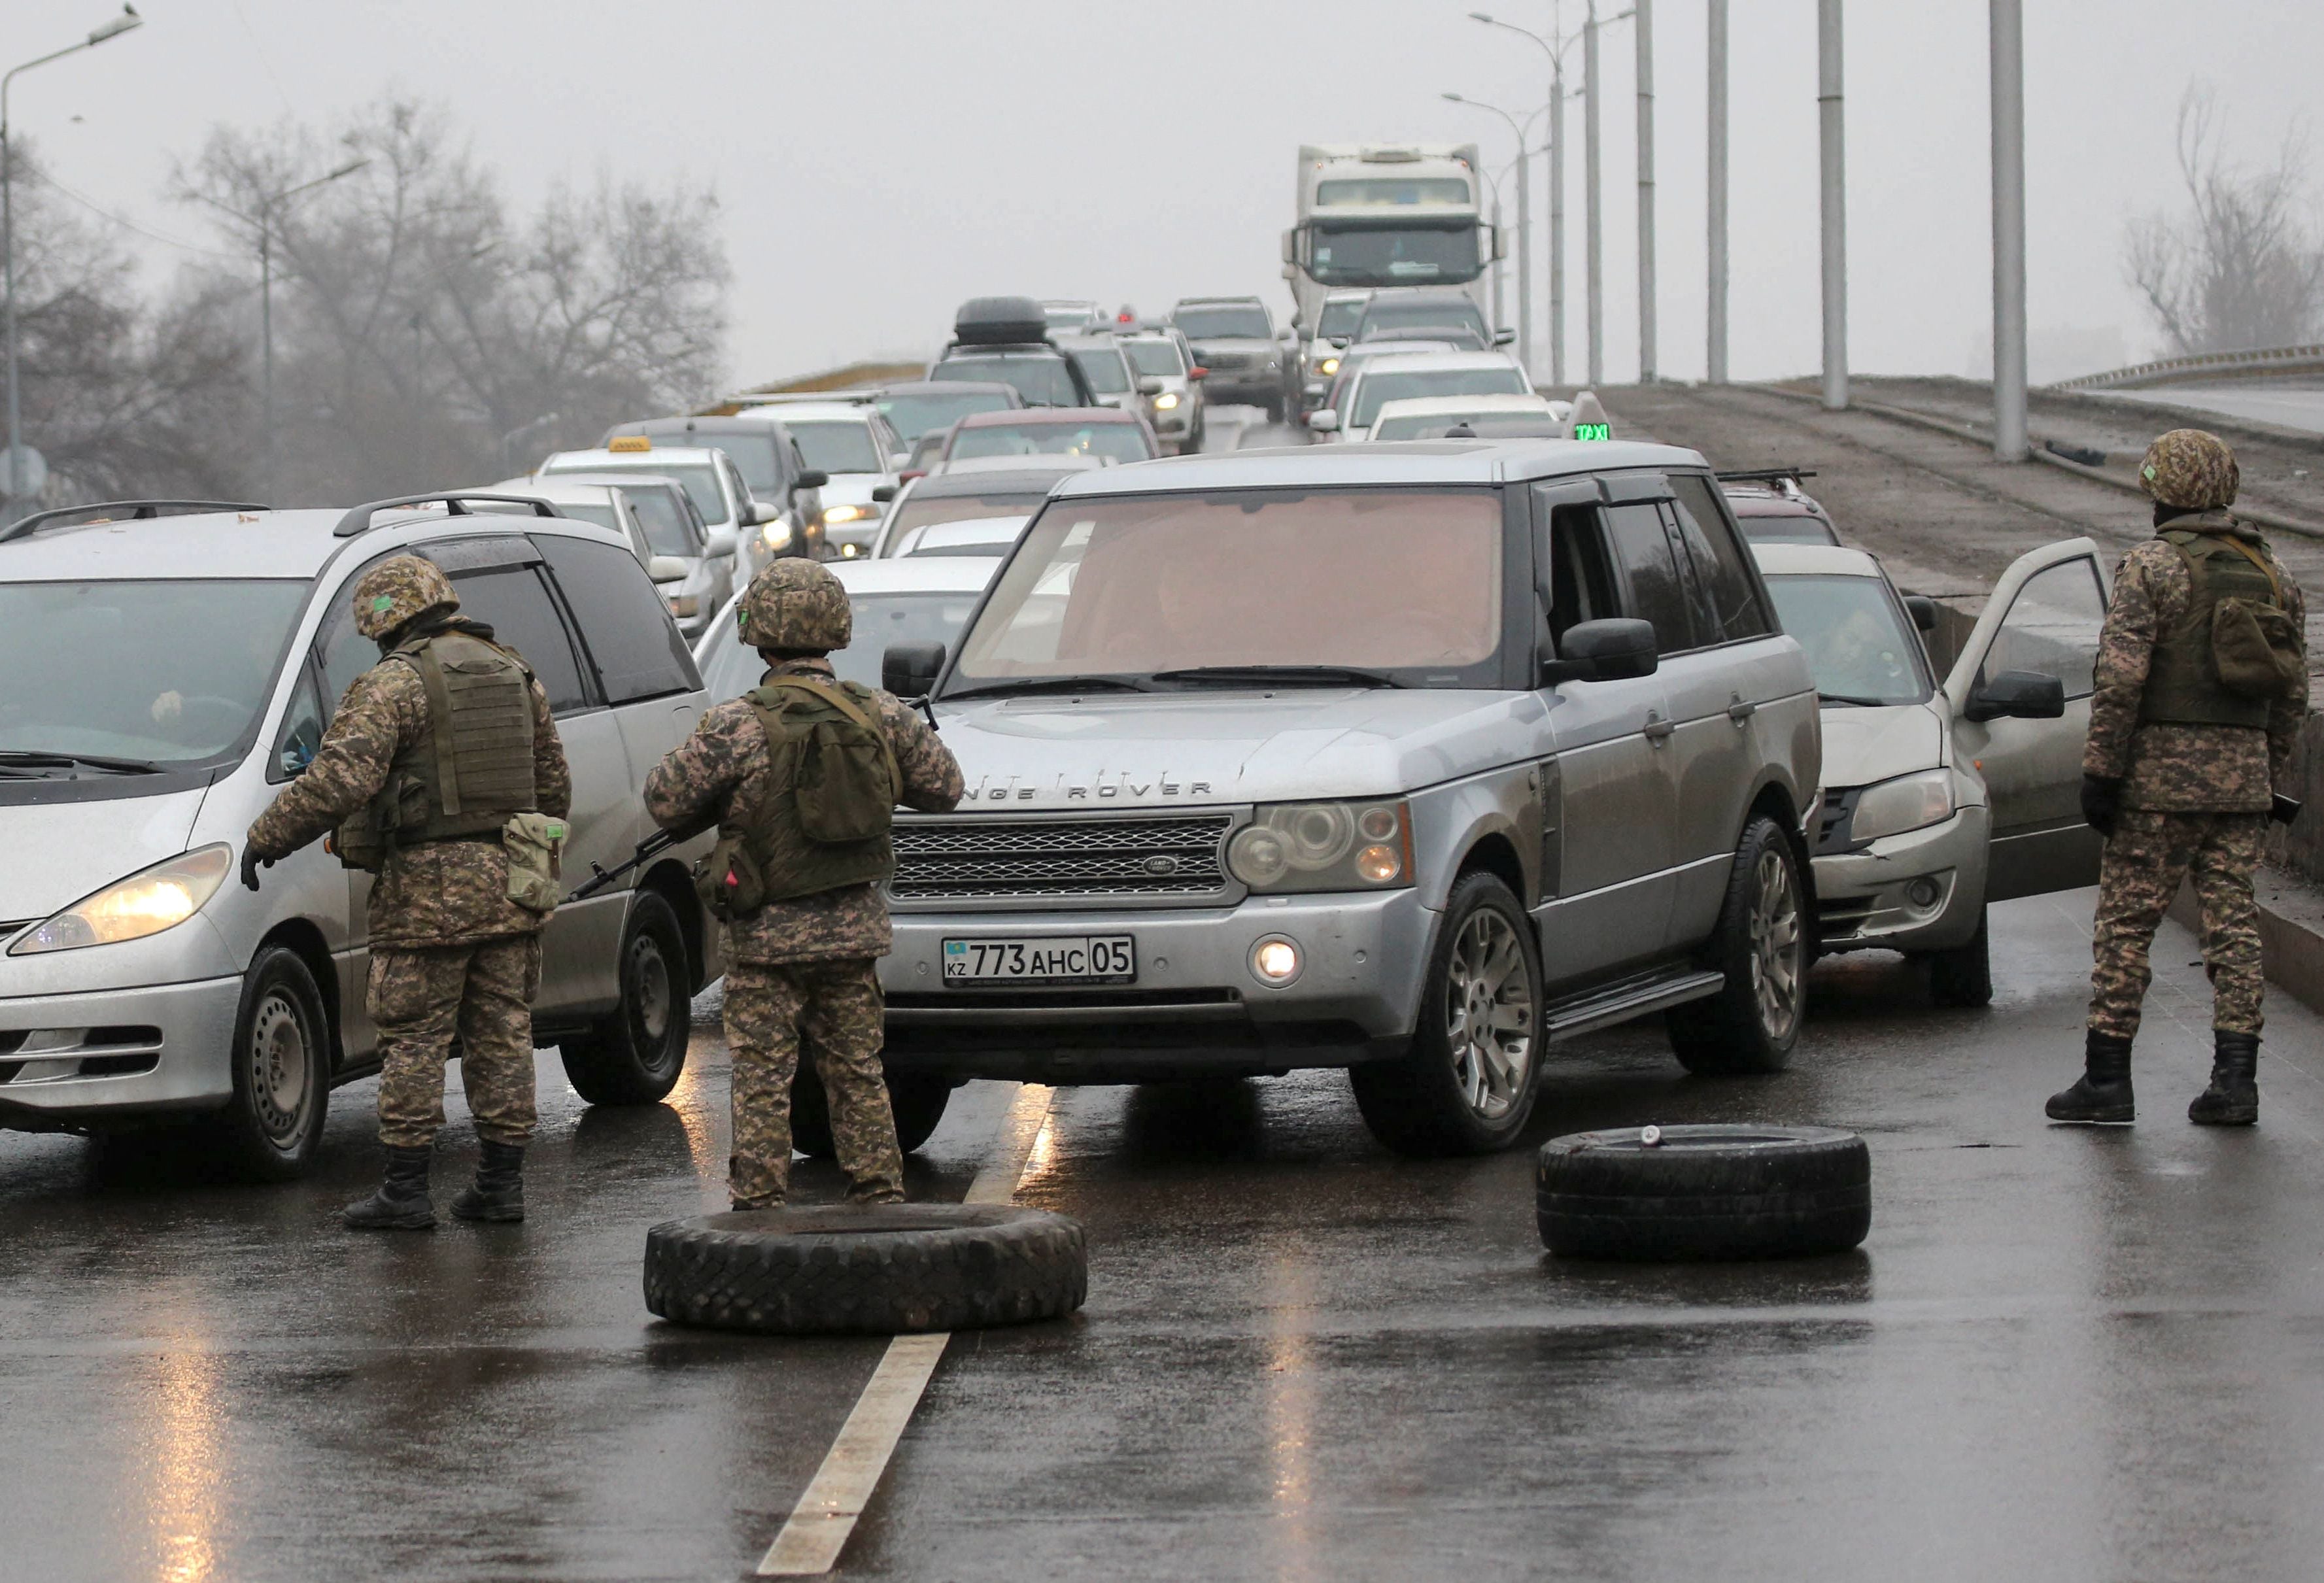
top-left (942, 935), bottom-right (1135, 985)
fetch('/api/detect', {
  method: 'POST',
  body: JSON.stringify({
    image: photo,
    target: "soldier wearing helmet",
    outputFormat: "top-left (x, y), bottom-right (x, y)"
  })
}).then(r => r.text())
top-left (245, 553), bottom-right (571, 1227)
top-left (2047, 429), bottom-right (2307, 1128)
top-left (645, 560), bottom-right (962, 1209)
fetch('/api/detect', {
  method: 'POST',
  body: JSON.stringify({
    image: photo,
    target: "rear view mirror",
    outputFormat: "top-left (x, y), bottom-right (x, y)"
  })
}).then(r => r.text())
top-left (1494, 328), bottom-right (1517, 347)
top-left (793, 469), bottom-right (830, 492)
top-left (1902, 594), bottom-right (1938, 633)
top-left (1138, 376), bottom-right (1165, 396)
top-left (1307, 409), bottom-right (1341, 434)
top-left (703, 528), bottom-right (738, 558)
top-left (1540, 618), bottom-right (1659, 686)
top-left (647, 554), bottom-right (690, 585)
top-left (883, 641), bottom-right (946, 698)
top-left (872, 485), bottom-right (897, 503)
top-left (1965, 668), bottom-right (2065, 723)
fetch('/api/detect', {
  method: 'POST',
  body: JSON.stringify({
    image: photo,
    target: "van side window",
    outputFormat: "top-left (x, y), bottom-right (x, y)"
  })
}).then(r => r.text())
top-left (536, 534), bottom-right (700, 704)
top-left (1602, 502), bottom-right (1696, 653)
top-left (1666, 474), bottom-right (1773, 642)
top-left (449, 567), bottom-right (590, 715)
top-left (269, 667), bottom-right (324, 783)
top-left (1543, 503), bottom-right (1618, 645)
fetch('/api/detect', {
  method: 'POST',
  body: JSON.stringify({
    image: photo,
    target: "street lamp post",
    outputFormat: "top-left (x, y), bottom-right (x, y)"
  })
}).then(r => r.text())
top-left (1990, 0), bottom-right (2028, 461)
top-left (498, 411), bottom-right (561, 476)
top-left (1469, 10), bottom-right (1586, 386)
top-left (250, 160), bottom-right (368, 499)
top-left (3, 5), bottom-right (143, 507)
top-left (1634, 0), bottom-right (1655, 383)
top-left (1707, 0), bottom-right (1729, 384)
top-left (1819, 0), bottom-right (1848, 411)
top-left (1444, 93), bottom-right (1531, 380)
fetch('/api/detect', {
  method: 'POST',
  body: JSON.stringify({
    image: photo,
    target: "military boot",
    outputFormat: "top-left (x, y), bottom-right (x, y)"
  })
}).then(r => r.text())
top-left (2046, 1030), bottom-right (2135, 1123)
top-left (2188, 1030), bottom-right (2259, 1126)
top-left (343, 1145), bottom-right (437, 1230)
top-left (450, 1140), bottom-right (526, 1222)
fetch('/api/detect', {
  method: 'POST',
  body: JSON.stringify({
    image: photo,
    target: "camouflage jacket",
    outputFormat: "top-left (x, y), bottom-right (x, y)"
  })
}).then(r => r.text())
top-left (644, 658), bottom-right (964, 966)
top-left (2085, 515), bottom-right (2308, 812)
top-left (247, 634), bottom-right (572, 948)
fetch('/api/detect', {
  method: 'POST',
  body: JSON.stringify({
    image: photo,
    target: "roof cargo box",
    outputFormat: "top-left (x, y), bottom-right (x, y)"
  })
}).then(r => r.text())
top-left (954, 296), bottom-right (1050, 347)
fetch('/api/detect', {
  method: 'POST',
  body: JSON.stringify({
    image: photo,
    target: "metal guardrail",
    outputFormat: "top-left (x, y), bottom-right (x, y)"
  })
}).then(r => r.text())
top-left (2053, 343), bottom-right (2324, 391)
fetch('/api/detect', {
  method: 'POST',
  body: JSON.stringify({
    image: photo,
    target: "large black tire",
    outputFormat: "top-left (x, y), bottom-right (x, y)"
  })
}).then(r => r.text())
top-left (1536, 1124), bottom-right (1870, 1261)
top-left (1667, 816), bottom-right (1808, 1075)
top-left (791, 1068), bottom-right (953, 1159)
top-left (1350, 871), bottom-right (1543, 1157)
top-left (1926, 908), bottom-right (1994, 1008)
top-left (211, 944), bottom-right (331, 1180)
top-left (561, 891), bottom-right (689, 1106)
top-left (644, 1204), bottom-right (1087, 1335)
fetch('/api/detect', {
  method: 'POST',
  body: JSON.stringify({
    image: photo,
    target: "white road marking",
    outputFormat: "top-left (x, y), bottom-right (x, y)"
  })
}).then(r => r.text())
top-left (757, 1083), bottom-right (1055, 1576)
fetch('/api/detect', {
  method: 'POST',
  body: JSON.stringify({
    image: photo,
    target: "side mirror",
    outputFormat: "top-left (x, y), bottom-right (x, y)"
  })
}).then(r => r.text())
top-left (1540, 618), bottom-right (1660, 686)
top-left (703, 528), bottom-right (738, 558)
top-left (872, 485), bottom-right (897, 503)
top-left (1328, 335), bottom-right (1350, 350)
top-left (889, 452), bottom-right (911, 471)
top-left (792, 469), bottom-right (830, 493)
top-left (883, 641), bottom-right (946, 698)
top-left (1138, 375), bottom-right (1165, 396)
top-left (1902, 594), bottom-right (1938, 633)
top-left (1307, 409), bottom-right (1341, 434)
top-left (1188, 366), bottom-right (1208, 381)
top-left (1965, 668), bottom-right (2065, 723)
top-left (647, 554), bottom-right (690, 585)
top-left (1493, 328), bottom-right (1517, 347)
top-left (740, 500), bottom-right (774, 528)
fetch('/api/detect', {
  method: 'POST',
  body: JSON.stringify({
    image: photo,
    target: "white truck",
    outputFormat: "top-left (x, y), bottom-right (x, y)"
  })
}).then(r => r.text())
top-left (1281, 144), bottom-right (1503, 332)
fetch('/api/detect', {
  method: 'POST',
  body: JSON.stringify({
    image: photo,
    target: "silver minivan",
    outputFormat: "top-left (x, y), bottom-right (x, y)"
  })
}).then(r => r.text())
top-left (0, 495), bottom-right (721, 1178)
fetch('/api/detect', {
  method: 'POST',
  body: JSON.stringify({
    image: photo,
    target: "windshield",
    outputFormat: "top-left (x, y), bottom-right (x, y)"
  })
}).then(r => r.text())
top-left (1316, 298), bottom-right (1367, 337)
top-left (951, 422), bottom-right (1152, 465)
top-left (1362, 300), bottom-right (1486, 339)
top-left (1310, 223), bottom-right (1482, 287)
top-left (952, 490), bottom-right (1503, 687)
top-left (885, 490), bottom-right (1050, 544)
top-left (0, 579), bottom-right (307, 766)
top-left (1173, 307), bottom-right (1271, 340)
top-left (1070, 349), bottom-right (1132, 395)
top-left (1315, 177), bottom-right (1473, 206)
top-left (1124, 339), bottom-right (1185, 378)
top-left (701, 589), bottom-right (986, 698)
top-left (556, 502), bottom-right (621, 536)
top-left (932, 354), bottom-right (1079, 407)
top-left (551, 458), bottom-right (729, 525)
top-left (786, 419), bottom-right (883, 474)
top-left (877, 391), bottom-right (1014, 446)
top-left (1763, 574), bottom-right (1930, 706)
top-left (1350, 367), bottom-right (1528, 428)
top-left (1732, 507), bottom-right (1839, 547)
top-left (617, 486), bottom-right (700, 555)
top-left (1371, 407), bottom-right (1529, 441)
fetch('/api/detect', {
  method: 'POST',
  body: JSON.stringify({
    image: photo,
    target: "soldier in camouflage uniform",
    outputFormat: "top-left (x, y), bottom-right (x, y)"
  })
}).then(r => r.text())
top-left (644, 559), bottom-right (963, 1209)
top-left (2048, 430), bottom-right (2307, 1127)
top-left (245, 556), bottom-right (571, 1226)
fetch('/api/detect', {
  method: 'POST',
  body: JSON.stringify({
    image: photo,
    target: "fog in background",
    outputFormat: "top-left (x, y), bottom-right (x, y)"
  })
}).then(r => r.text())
top-left (7, 0), bottom-right (2324, 393)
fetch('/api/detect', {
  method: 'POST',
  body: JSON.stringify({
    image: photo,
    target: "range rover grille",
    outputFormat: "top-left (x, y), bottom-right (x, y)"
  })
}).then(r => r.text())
top-left (891, 813), bottom-right (1235, 905)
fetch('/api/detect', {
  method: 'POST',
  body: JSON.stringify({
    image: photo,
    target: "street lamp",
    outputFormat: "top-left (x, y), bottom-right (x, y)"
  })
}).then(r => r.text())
top-left (499, 411), bottom-right (561, 475)
top-left (1468, 10), bottom-right (1586, 384)
top-left (3, 4), bottom-right (144, 508)
top-left (1443, 92), bottom-right (1533, 381)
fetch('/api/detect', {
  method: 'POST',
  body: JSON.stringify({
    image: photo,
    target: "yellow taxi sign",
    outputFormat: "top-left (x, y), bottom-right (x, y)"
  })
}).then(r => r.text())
top-left (607, 435), bottom-right (653, 453)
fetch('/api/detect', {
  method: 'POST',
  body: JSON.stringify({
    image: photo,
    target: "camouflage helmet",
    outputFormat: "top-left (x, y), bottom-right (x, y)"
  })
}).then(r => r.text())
top-left (2140, 428), bottom-right (2239, 510)
top-left (352, 554), bottom-right (459, 641)
top-left (736, 557), bottom-right (851, 651)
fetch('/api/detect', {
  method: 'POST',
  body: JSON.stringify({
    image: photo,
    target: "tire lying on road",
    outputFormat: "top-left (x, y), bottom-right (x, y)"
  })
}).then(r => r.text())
top-left (645, 1204), bottom-right (1087, 1335)
top-left (1535, 1124), bottom-right (1870, 1261)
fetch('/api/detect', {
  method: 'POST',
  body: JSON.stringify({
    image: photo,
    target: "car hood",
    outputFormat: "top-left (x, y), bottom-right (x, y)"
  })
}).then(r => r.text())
top-left (0, 785), bottom-right (211, 923)
top-left (930, 689), bottom-right (1533, 809)
top-left (1815, 700), bottom-right (1943, 790)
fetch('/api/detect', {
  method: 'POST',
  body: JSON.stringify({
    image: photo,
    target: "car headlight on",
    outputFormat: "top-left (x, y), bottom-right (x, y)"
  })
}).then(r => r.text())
top-left (1225, 800), bottom-right (1412, 894)
top-left (1153, 391), bottom-right (1180, 411)
top-left (823, 503), bottom-right (875, 526)
top-left (1847, 769), bottom-right (1955, 843)
top-left (10, 845), bottom-right (233, 955)
top-left (666, 594), bottom-right (700, 619)
top-left (760, 519), bottom-right (793, 551)
top-left (1318, 357), bottom-right (1340, 376)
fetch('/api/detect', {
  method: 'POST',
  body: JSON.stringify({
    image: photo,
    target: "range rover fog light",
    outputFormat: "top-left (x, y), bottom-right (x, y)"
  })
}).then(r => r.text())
top-left (1905, 877), bottom-right (1941, 909)
top-left (1355, 843), bottom-right (1402, 883)
top-left (1251, 936), bottom-right (1302, 985)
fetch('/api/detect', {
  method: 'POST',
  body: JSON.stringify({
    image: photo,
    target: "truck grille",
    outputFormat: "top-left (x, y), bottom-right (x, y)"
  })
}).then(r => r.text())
top-left (891, 813), bottom-right (1236, 906)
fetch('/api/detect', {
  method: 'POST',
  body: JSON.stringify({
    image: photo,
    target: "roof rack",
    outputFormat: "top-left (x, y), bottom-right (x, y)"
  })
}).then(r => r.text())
top-left (333, 491), bottom-right (560, 539)
top-left (1715, 466), bottom-right (1819, 485)
top-left (0, 498), bottom-right (267, 546)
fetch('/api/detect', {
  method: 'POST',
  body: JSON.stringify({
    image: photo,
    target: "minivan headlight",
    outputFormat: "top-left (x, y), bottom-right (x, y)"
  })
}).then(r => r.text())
top-left (10, 845), bottom-right (233, 955)
top-left (1848, 770), bottom-right (1955, 844)
top-left (1227, 800), bottom-right (1412, 893)
top-left (823, 503), bottom-right (875, 526)
top-left (761, 520), bottom-right (794, 551)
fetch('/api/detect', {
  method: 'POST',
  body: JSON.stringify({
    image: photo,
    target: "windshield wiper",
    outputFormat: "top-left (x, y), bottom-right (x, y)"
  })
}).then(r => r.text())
top-left (942, 675), bottom-right (1156, 701)
top-left (1815, 693), bottom-right (1890, 708)
top-left (1149, 664), bottom-right (1411, 690)
top-left (0, 749), bottom-right (163, 775)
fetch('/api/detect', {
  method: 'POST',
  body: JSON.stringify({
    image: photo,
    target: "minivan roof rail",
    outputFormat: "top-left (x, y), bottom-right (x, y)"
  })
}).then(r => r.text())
top-left (333, 491), bottom-right (560, 539)
top-left (0, 499), bottom-right (267, 545)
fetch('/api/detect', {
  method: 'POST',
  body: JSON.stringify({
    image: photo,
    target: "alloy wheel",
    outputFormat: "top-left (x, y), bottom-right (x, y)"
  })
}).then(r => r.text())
top-left (1749, 849), bottom-right (1804, 1040)
top-left (1444, 909), bottom-right (1535, 1120)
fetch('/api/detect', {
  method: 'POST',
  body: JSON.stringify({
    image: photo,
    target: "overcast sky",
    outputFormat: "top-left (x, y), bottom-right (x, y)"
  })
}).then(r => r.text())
top-left (7, 0), bottom-right (2321, 396)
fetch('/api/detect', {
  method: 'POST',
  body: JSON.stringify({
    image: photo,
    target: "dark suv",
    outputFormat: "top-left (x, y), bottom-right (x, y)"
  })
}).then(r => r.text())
top-left (929, 296), bottom-right (1101, 409)
top-left (1169, 296), bottom-right (1293, 421)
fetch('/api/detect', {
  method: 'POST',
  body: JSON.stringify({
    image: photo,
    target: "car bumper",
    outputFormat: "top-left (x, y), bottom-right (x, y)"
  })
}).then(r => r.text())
top-left (1811, 804), bottom-right (1991, 953)
top-left (0, 972), bottom-right (245, 1128)
top-left (877, 888), bottom-right (1435, 1081)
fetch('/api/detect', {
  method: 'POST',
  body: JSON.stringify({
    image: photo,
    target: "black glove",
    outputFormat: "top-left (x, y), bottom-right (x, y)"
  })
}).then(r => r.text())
top-left (240, 846), bottom-right (273, 892)
top-left (2272, 792), bottom-right (2302, 826)
top-left (2079, 774), bottom-right (2124, 839)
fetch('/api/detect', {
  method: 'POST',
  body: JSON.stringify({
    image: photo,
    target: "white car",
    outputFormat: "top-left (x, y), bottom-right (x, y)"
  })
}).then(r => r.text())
top-left (750, 402), bottom-right (906, 556)
top-left (540, 441), bottom-right (798, 569)
top-left (1365, 393), bottom-right (1571, 441)
top-left (696, 556), bottom-right (999, 702)
top-left (887, 515), bottom-right (1033, 560)
top-left (1751, 537), bottom-right (2111, 1003)
top-left (489, 474), bottom-right (736, 641)
top-left (1308, 351), bottom-right (1533, 443)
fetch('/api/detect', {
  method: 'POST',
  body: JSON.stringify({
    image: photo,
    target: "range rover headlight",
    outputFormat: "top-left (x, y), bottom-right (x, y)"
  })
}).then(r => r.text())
top-left (1227, 800), bottom-right (1412, 893)
top-left (10, 845), bottom-right (233, 955)
top-left (1848, 769), bottom-right (1955, 844)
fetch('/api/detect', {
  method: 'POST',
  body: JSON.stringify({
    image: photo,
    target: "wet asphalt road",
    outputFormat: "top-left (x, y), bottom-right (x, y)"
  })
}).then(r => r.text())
top-left (7, 890), bottom-right (2324, 1582)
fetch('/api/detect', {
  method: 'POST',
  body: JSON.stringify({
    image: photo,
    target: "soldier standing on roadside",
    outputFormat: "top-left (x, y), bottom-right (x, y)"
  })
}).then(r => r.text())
top-left (645, 560), bottom-right (963, 1209)
top-left (244, 556), bottom-right (571, 1227)
top-left (2048, 430), bottom-right (2308, 1127)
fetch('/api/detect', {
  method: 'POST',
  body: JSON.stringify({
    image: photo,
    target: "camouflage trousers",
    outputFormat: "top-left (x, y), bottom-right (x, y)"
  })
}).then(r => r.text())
top-left (2089, 810), bottom-right (2268, 1040)
top-left (724, 958), bottom-right (903, 1209)
top-left (369, 936), bottom-right (541, 1149)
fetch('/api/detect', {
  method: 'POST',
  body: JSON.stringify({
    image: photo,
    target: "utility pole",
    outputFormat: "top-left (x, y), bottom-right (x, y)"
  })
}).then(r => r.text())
top-left (1634, 0), bottom-right (1656, 382)
top-left (1706, 0), bottom-right (1728, 384)
top-left (1818, 0), bottom-right (1847, 410)
top-left (1584, 1), bottom-right (1603, 386)
top-left (1990, 0), bottom-right (2028, 460)
top-left (1444, 94), bottom-right (1532, 381)
top-left (1550, 48), bottom-right (1567, 385)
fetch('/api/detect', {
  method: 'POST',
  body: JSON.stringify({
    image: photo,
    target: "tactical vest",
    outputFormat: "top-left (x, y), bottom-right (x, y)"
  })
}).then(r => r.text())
top-left (2140, 526), bottom-right (2283, 730)
top-left (701, 675), bottom-right (900, 913)
top-left (334, 630), bottom-right (538, 872)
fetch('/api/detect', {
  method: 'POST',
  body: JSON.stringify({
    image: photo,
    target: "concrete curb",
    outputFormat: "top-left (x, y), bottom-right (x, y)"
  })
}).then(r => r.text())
top-left (2166, 870), bottom-right (2324, 1018)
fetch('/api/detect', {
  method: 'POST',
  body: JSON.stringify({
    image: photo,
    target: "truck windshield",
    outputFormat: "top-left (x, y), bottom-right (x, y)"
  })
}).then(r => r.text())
top-left (1315, 177), bottom-right (1473, 206)
top-left (1310, 224), bottom-right (1481, 287)
top-left (951, 490), bottom-right (1504, 687)
top-left (1761, 574), bottom-right (1930, 706)
top-left (0, 579), bottom-right (307, 766)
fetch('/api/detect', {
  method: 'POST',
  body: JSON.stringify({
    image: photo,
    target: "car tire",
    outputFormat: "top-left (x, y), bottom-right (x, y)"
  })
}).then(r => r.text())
top-left (213, 944), bottom-right (331, 1181)
top-left (643, 1204), bottom-right (1087, 1335)
top-left (1667, 816), bottom-right (1808, 1076)
top-left (1350, 871), bottom-right (1543, 1157)
top-left (789, 1067), bottom-right (952, 1159)
top-left (560, 891), bottom-right (689, 1106)
top-left (1926, 907), bottom-right (1994, 1008)
top-left (1535, 1124), bottom-right (1871, 1261)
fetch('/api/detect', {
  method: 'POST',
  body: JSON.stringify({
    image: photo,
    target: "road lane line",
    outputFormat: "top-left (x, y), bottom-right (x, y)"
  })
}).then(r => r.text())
top-left (757, 1083), bottom-right (1055, 1576)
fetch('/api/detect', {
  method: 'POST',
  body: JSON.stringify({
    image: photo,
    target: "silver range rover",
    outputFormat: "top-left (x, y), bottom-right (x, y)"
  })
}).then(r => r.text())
top-left (877, 441), bottom-right (1822, 1156)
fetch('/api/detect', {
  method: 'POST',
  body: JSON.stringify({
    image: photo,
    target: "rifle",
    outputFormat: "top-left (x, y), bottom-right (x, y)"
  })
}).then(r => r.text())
top-left (568, 815), bottom-right (713, 902)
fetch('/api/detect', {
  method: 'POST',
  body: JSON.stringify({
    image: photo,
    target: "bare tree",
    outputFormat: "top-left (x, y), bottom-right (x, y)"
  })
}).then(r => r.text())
top-left (2127, 88), bottom-right (2324, 355)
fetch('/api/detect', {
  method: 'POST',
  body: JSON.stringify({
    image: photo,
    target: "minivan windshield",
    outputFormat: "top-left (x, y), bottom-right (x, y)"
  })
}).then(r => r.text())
top-left (1762, 573), bottom-right (1930, 706)
top-left (0, 579), bottom-right (307, 766)
top-left (951, 490), bottom-right (1503, 687)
